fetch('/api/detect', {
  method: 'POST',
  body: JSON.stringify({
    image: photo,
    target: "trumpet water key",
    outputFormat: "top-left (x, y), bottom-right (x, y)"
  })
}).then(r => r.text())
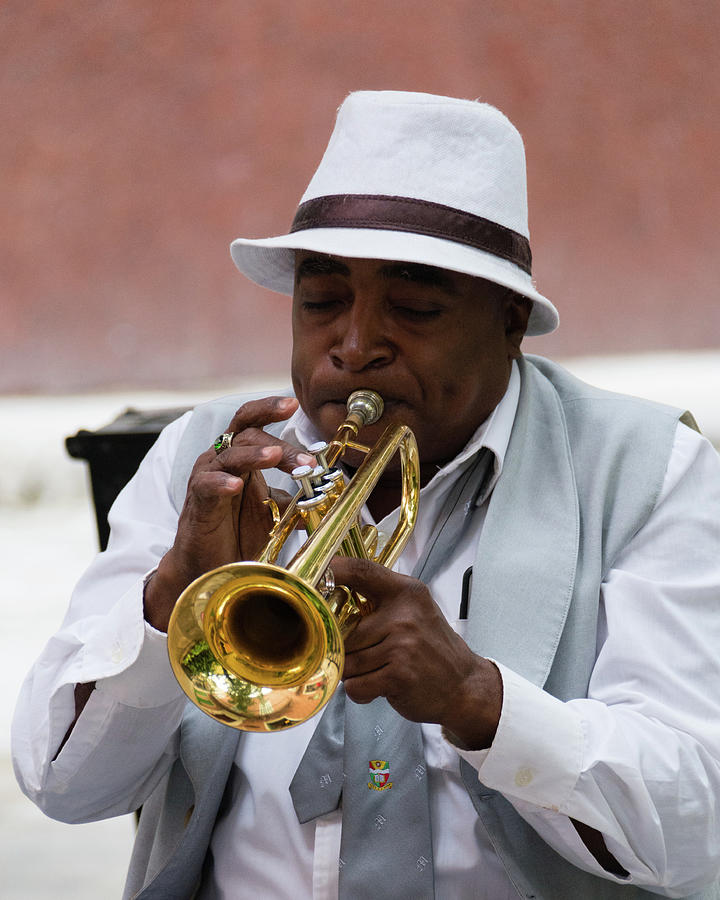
top-left (166, 390), bottom-right (420, 732)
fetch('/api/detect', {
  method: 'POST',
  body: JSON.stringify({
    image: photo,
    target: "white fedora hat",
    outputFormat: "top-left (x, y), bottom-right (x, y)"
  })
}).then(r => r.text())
top-left (230, 90), bottom-right (558, 336)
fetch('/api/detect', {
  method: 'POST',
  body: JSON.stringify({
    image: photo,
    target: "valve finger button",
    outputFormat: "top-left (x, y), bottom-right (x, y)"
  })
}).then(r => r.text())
top-left (291, 464), bottom-right (315, 499)
top-left (307, 441), bottom-right (330, 471)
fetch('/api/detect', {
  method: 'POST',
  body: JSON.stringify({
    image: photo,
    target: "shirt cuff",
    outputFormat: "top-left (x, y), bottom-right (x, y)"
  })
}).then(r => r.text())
top-left (455, 660), bottom-right (584, 813)
top-left (95, 620), bottom-right (184, 708)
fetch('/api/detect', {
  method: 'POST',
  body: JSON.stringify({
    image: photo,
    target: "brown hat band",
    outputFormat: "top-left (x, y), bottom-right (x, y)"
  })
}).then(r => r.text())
top-left (290, 194), bottom-right (532, 275)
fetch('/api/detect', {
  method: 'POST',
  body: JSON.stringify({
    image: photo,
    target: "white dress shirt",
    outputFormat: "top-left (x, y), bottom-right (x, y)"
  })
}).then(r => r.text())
top-left (12, 363), bottom-right (720, 898)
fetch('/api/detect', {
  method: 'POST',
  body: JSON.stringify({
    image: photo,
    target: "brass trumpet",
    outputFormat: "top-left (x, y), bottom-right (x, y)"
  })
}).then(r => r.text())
top-left (167, 390), bottom-right (420, 732)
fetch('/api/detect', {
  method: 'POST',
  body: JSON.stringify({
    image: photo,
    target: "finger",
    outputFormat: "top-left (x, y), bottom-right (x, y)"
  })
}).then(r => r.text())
top-left (343, 666), bottom-right (391, 705)
top-left (227, 396), bottom-right (300, 432)
top-left (212, 443), bottom-right (284, 471)
top-left (343, 608), bottom-right (390, 654)
top-left (225, 437), bottom-right (316, 475)
top-left (187, 469), bottom-right (246, 505)
top-left (343, 639), bottom-right (389, 680)
top-left (212, 443), bottom-right (312, 481)
top-left (330, 556), bottom-right (421, 612)
top-left (214, 427), bottom-right (316, 475)
top-left (236, 469), bottom-right (279, 559)
top-left (195, 442), bottom-right (283, 471)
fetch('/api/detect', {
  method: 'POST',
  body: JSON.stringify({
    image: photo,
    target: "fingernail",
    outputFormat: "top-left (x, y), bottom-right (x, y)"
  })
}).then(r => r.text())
top-left (297, 453), bottom-right (315, 466)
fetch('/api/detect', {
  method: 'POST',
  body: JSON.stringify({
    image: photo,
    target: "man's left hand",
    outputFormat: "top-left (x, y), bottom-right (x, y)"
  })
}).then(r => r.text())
top-left (333, 557), bottom-right (503, 750)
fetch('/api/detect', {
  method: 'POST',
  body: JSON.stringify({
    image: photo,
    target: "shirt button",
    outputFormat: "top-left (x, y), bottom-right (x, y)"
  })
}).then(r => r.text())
top-left (514, 767), bottom-right (534, 787)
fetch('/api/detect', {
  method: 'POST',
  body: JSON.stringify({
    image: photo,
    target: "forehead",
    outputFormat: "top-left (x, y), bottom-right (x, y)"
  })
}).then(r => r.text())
top-left (294, 252), bottom-right (472, 295)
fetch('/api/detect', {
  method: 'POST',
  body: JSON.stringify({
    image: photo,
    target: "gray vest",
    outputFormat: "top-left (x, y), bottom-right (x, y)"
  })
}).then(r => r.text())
top-left (125, 356), bottom-right (717, 899)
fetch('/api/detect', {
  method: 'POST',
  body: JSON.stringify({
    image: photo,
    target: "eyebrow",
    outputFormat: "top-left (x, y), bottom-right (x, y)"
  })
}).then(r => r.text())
top-left (295, 256), bottom-right (351, 281)
top-left (378, 262), bottom-right (460, 295)
top-left (295, 256), bottom-right (460, 295)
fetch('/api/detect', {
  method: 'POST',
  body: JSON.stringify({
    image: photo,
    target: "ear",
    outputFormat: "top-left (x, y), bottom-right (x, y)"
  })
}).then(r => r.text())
top-left (504, 295), bottom-right (532, 359)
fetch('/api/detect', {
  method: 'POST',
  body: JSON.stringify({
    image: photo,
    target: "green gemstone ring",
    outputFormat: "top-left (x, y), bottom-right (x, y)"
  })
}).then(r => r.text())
top-left (213, 432), bottom-right (234, 454)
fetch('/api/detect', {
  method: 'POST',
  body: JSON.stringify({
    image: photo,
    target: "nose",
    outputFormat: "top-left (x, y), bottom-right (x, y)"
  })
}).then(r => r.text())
top-left (330, 303), bottom-right (394, 372)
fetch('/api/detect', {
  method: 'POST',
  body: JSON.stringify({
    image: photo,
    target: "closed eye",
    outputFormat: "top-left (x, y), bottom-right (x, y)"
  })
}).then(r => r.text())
top-left (300, 298), bottom-right (343, 313)
top-left (393, 305), bottom-right (444, 322)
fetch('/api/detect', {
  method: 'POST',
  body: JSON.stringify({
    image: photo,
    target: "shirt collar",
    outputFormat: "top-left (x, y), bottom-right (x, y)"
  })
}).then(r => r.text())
top-left (280, 360), bottom-right (521, 505)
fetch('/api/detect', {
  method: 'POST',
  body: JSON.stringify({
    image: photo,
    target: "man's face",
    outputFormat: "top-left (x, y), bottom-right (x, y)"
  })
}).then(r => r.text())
top-left (291, 253), bottom-right (529, 476)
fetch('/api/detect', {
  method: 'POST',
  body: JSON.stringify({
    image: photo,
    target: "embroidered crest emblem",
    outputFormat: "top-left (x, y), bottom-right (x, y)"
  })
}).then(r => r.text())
top-left (368, 759), bottom-right (393, 791)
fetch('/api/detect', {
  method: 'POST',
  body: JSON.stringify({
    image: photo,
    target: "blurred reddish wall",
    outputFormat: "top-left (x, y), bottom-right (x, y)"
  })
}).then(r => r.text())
top-left (2, 0), bottom-right (719, 393)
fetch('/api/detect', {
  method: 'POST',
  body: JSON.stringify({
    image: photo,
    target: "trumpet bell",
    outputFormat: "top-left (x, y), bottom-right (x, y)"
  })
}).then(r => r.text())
top-left (168, 562), bottom-right (344, 732)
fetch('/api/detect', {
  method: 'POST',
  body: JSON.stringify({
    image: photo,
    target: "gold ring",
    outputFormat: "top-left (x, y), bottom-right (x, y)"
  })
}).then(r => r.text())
top-left (320, 567), bottom-right (335, 596)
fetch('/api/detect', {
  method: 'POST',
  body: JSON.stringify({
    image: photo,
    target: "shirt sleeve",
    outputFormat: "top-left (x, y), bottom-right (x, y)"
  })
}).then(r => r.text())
top-left (456, 423), bottom-right (720, 897)
top-left (11, 412), bottom-right (193, 824)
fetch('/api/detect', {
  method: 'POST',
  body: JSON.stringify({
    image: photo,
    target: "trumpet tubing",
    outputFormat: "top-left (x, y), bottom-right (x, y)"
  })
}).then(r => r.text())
top-left (167, 390), bottom-right (420, 732)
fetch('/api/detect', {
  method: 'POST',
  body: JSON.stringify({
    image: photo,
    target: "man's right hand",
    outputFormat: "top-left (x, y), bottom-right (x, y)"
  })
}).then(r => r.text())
top-left (144, 395), bottom-right (315, 632)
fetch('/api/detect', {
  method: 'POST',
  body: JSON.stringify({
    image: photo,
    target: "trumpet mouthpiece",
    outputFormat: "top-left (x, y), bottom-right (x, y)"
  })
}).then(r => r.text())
top-left (346, 390), bottom-right (384, 427)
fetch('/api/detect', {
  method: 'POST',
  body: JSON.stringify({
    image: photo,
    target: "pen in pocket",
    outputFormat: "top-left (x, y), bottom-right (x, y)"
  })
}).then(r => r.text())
top-left (459, 566), bottom-right (473, 620)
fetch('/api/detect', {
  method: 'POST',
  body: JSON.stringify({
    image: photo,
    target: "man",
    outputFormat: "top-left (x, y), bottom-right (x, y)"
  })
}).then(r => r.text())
top-left (13, 91), bottom-right (720, 899)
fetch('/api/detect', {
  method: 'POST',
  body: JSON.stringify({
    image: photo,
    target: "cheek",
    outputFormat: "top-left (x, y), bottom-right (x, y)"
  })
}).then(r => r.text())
top-left (290, 341), bottom-right (311, 412)
top-left (422, 331), bottom-right (510, 418)
top-left (290, 328), bottom-right (319, 384)
top-left (291, 314), bottom-right (332, 372)
top-left (452, 318), bottom-right (509, 375)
